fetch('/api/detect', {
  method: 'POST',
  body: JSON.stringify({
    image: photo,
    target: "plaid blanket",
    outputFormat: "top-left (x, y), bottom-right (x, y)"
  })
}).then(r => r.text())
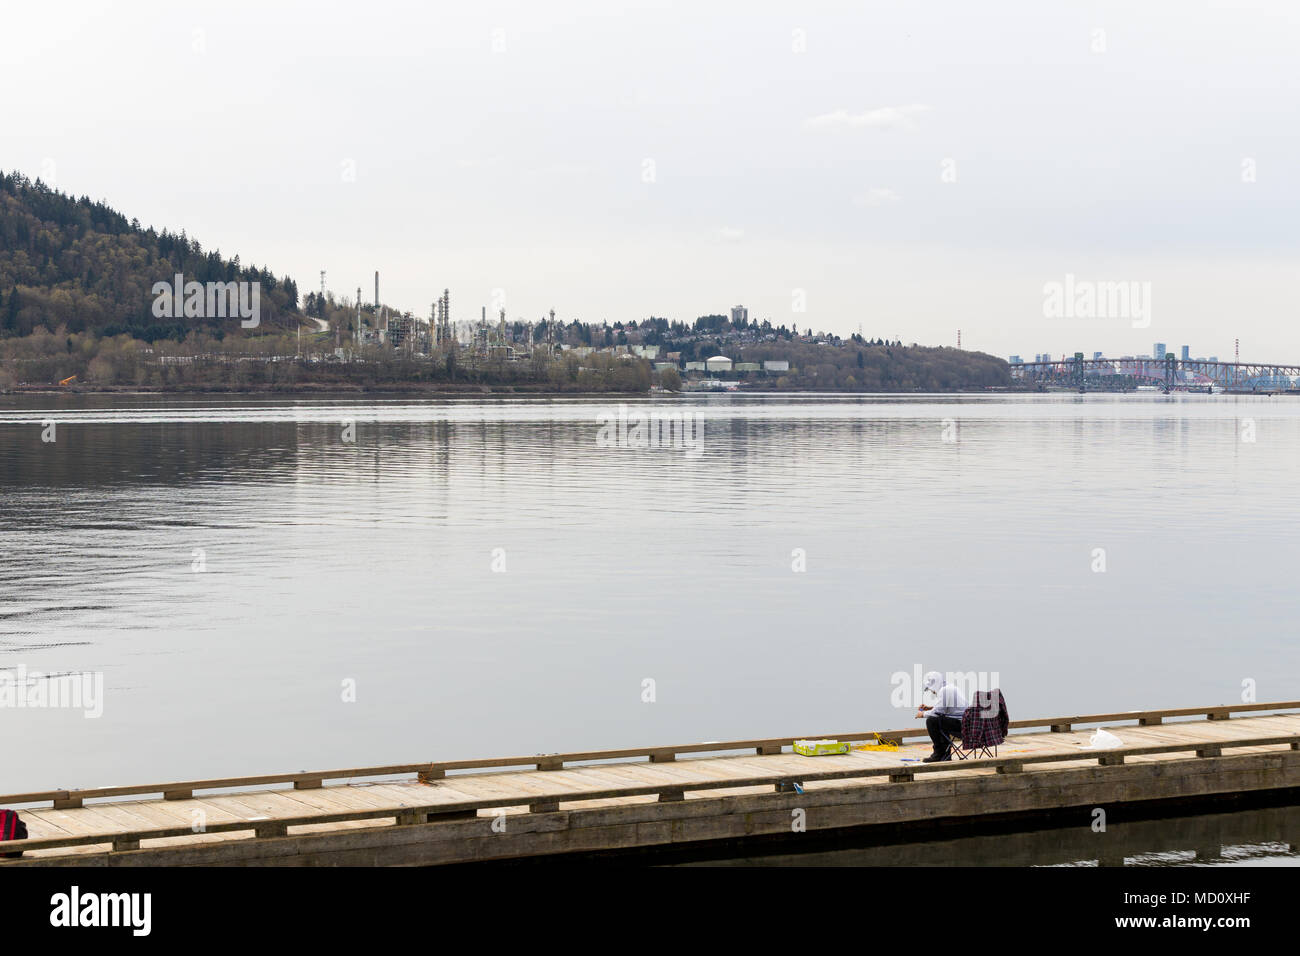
top-left (961, 690), bottom-right (1009, 749)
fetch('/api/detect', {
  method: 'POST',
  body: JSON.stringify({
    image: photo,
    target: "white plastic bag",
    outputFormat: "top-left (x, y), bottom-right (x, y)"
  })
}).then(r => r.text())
top-left (1082, 727), bottom-right (1122, 749)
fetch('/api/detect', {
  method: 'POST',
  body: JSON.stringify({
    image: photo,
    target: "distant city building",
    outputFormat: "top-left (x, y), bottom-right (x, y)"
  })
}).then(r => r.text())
top-left (1209, 356), bottom-right (1218, 363)
top-left (1093, 352), bottom-right (1103, 360)
top-left (1153, 342), bottom-right (1166, 359)
top-left (1180, 345), bottom-right (1190, 361)
top-left (1008, 355), bottom-right (1022, 364)
top-left (684, 361), bottom-right (707, 371)
top-left (633, 344), bottom-right (660, 359)
top-left (731, 305), bottom-right (748, 325)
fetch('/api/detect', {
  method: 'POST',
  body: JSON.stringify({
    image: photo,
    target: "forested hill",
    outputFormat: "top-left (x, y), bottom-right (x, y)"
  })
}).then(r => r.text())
top-left (0, 171), bottom-right (300, 340)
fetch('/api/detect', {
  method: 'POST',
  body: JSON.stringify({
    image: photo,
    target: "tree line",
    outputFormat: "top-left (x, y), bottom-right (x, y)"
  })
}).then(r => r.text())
top-left (0, 171), bottom-right (298, 341)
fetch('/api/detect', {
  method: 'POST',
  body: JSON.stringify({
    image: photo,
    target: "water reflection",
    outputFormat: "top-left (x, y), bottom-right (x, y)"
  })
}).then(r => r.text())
top-left (677, 802), bottom-right (1300, 867)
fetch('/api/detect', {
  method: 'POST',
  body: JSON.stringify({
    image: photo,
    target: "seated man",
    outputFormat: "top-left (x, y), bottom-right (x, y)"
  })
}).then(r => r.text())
top-left (915, 671), bottom-right (967, 762)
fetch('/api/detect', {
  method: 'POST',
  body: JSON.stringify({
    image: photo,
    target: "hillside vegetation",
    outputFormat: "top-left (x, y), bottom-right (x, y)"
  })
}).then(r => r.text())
top-left (0, 171), bottom-right (299, 340)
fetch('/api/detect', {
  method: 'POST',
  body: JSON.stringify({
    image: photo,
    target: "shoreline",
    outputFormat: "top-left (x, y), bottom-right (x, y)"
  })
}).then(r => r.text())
top-left (1, 383), bottom-right (1040, 398)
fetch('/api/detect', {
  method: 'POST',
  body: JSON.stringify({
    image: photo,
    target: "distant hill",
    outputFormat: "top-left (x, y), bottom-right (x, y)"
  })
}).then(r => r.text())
top-left (0, 171), bottom-right (1010, 393)
top-left (0, 171), bottom-right (300, 341)
top-left (731, 340), bottom-right (1009, 391)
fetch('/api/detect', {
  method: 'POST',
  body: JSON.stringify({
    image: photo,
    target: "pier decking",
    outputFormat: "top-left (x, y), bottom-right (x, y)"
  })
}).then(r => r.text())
top-left (3, 701), bottom-right (1299, 866)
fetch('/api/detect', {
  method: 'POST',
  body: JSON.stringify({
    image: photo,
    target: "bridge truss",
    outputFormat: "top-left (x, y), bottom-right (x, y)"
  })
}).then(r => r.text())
top-left (1012, 357), bottom-right (1300, 390)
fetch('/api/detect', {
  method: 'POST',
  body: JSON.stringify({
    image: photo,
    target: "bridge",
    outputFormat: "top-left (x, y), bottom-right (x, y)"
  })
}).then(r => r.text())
top-left (1012, 356), bottom-right (1300, 391)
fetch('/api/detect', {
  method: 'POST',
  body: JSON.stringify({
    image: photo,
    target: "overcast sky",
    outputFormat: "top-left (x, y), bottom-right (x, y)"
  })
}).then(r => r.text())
top-left (4, 1), bottom-right (1299, 361)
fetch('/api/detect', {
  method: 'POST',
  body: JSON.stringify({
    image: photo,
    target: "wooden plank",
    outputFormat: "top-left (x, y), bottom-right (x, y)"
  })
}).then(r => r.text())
top-left (267, 787), bottom-right (368, 816)
top-left (105, 799), bottom-right (202, 830)
top-left (576, 763), bottom-right (697, 789)
top-left (429, 776), bottom-right (533, 803)
top-left (18, 810), bottom-right (78, 838)
top-left (350, 784), bottom-right (443, 807)
top-left (26, 805), bottom-right (126, 837)
top-left (197, 793), bottom-right (322, 823)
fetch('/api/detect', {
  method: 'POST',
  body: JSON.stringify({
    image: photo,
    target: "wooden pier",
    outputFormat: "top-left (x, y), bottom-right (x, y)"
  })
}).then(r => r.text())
top-left (3, 701), bottom-right (1299, 866)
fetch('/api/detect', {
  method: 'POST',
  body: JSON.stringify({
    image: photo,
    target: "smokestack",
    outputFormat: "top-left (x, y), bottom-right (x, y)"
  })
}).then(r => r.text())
top-left (374, 272), bottom-right (379, 310)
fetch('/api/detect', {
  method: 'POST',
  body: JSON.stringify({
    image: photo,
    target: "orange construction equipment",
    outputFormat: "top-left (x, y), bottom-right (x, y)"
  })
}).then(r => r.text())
top-left (59, 375), bottom-right (77, 386)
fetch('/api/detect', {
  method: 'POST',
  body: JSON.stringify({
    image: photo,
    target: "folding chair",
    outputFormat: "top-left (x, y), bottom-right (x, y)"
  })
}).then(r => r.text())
top-left (946, 689), bottom-right (1007, 760)
top-left (946, 723), bottom-right (998, 760)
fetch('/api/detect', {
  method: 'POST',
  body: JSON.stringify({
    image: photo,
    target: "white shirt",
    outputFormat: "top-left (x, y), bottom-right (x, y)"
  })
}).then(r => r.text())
top-left (928, 683), bottom-right (967, 720)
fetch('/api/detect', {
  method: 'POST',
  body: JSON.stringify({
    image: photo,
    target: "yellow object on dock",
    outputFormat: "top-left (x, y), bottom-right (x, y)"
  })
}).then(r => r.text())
top-left (794, 738), bottom-right (851, 757)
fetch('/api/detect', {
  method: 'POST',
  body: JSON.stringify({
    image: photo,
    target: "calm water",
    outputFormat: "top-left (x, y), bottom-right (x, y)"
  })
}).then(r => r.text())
top-left (1, 392), bottom-right (1297, 825)
top-left (679, 801), bottom-right (1300, 867)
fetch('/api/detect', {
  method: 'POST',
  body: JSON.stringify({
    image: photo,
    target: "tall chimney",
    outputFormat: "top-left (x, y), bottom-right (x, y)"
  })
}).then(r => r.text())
top-left (374, 271), bottom-right (379, 310)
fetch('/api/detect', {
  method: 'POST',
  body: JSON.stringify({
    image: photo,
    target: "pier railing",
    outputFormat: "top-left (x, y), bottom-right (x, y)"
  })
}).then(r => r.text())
top-left (3, 723), bottom-right (1299, 856)
top-left (1, 700), bottom-right (1296, 815)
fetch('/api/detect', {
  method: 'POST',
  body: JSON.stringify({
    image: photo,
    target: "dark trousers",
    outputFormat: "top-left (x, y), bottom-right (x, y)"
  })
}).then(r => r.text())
top-left (926, 714), bottom-right (963, 757)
